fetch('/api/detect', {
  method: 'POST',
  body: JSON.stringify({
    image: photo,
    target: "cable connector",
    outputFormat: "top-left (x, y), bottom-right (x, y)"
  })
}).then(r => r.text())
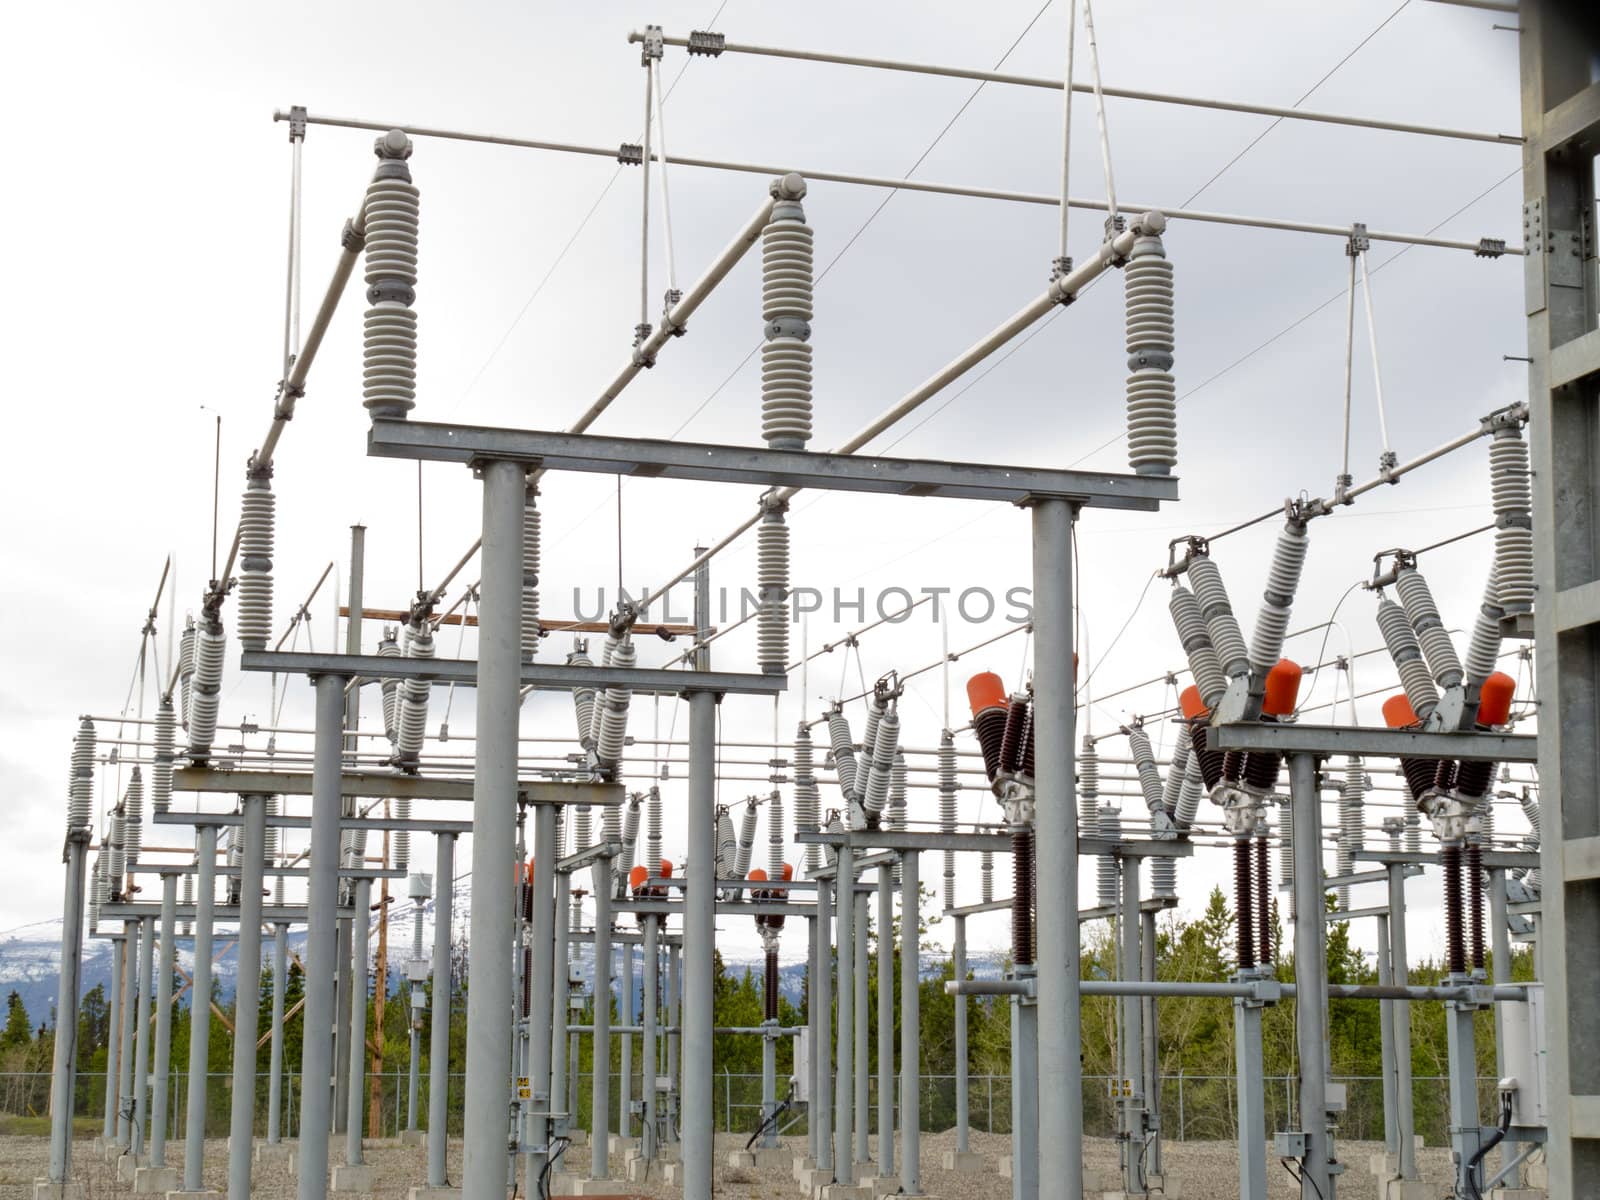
top-left (341, 218), bottom-right (366, 253)
top-left (1475, 237), bottom-right (1506, 259)
top-left (688, 29), bottom-right (726, 56)
top-left (640, 24), bottom-right (665, 64)
top-left (617, 142), bottom-right (644, 166)
top-left (287, 105), bottom-right (308, 143)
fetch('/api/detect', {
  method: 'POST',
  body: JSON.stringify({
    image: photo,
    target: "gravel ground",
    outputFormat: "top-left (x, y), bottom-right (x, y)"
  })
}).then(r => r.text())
top-left (0, 1130), bottom-right (1474, 1199)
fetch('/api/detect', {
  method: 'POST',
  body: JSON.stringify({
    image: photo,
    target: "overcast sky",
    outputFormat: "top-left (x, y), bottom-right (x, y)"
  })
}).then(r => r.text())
top-left (0, 2), bottom-right (1534, 966)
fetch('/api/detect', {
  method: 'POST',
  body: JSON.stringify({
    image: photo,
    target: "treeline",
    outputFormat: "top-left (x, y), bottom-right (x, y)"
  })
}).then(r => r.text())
top-left (0, 884), bottom-right (1526, 1145)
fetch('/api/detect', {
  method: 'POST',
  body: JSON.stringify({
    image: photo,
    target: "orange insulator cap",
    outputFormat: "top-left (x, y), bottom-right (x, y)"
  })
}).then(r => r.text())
top-left (628, 865), bottom-right (649, 891)
top-left (659, 859), bottom-right (674, 879)
top-left (1382, 694), bottom-right (1418, 729)
top-left (780, 863), bottom-right (795, 881)
top-left (1477, 671), bottom-right (1516, 727)
top-left (967, 671), bottom-right (1008, 716)
top-left (1262, 658), bottom-right (1303, 717)
top-left (747, 867), bottom-right (768, 882)
top-left (1179, 684), bottom-right (1209, 721)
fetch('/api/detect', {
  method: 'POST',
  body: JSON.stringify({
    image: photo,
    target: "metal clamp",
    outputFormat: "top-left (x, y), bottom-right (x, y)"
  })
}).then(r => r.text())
top-left (287, 105), bottom-right (308, 142)
top-left (617, 142), bottom-right (644, 166)
top-left (687, 29), bottom-right (726, 56)
top-left (1346, 221), bottom-right (1370, 256)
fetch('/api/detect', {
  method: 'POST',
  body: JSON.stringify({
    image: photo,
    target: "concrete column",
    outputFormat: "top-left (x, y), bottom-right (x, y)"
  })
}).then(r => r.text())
top-left (184, 825), bottom-right (218, 1191)
top-left (426, 834), bottom-right (454, 1188)
top-left (227, 795), bottom-right (266, 1200)
top-left (149, 873), bottom-right (177, 1169)
top-left (118, 920), bottom-right (138, 1149)
top-left (297, 672), bottom-right (348, 1200)
top-left (1031, 497), bottom-right (1082, 1200)
top-left (461, 460), bottom-right (525, 1200)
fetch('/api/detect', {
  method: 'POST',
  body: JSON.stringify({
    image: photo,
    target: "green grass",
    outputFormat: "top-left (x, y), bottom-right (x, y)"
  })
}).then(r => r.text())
top-left (0, 1113), bottom-right (98, 1136)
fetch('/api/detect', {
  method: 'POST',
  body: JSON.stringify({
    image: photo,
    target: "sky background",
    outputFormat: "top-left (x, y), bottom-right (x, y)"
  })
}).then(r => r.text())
top-left (0, 2), bottom-right (1536, 966)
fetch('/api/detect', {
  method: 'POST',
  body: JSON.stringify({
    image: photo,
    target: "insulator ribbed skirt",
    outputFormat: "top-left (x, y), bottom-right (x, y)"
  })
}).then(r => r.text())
top-left (1175, 757), bottom-right (1203, 831)
top-left (767, 792), bottom-right (786, 881)
top-left (1377, 597), bottom-right (1439, 719)
top-left (1464, 566), bottom-right (1503, 688)
top-left (187, 618), bottom-right (226, 763)
top-left (939, 731), bottom-right (958, 907)
top-left (596, 639), bottom-right (637, 768)
top-left (826, 709), bottom-right (858, 802)
top-left (362, 145), bottom-right (420, 418)
top-left (647, 785), bottom-right (663, 876)
top-left (1395, 567), bottom-right (1463, 689)
top-left (1128, 727), bottom-right (1164, 812)
top-left (237, 475), bottom-right (276, 651)
top-left (1124, 233), bottom-right (1176, 475)
top-left (569, 650), bottom-right (597, 751)
top-left (734, 802), bottom-right (759, 880)
top-left (1248, 522), bottom-right (1308, 674)
top-left (794, 727), bottom-right (821, 874)
top-left (1490, 428), bottom-right (1533, 614)
top-left (151, 701), bottom-right (174, 816)
top-left (178, 624), bottom-right (196, 728)
top-left (1163, 734), bottom-right (1191, 817)
top-left (889, 748), bottom-right (907, 884)
top-left (122, 771), bottom-right (144, 869)
top-left (1096, 806), bottom-right (1121, 907)
top-left (756, 511), bottom-right (790, 674)
top-left (68, 719), bottom-right (96, 833)
top-left (862, 706), bottom-right (898, 822)
top-left (717, 810), bottom-right (737, 877)
top-left (761, 198), bottom-right (813, 450)
top-left (1187, 556), bottom-right (1249, 680)
top-left (522, 489), bottom-right (541, 660)
top-left (377, 631), bottom-right (402, 743)
top-left (397, 622), bottom-right (434, 761)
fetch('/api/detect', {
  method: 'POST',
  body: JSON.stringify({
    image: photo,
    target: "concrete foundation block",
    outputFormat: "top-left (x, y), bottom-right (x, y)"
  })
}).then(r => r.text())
top-left (606, 1133), bottom-right (630, 1155)
top-left (998, 1155), bottom-right (1011, 1179)
top-left (132, 1167), bottom-right (180, 1194)
top-left (564, 1128), bottom-right (589, 1147)
top-left (570, 1180), bottom-right (622, 1196)
top-left (660, 1161), bottom-right (682, 1186)
top-left (791, 1155), bottom-right (815, 1180)
top-left (1083, 1168), bottom-right (1106, 1192)
top-left (624, 1155), bottom-right (651, 1184)
top-left (165, 1190), bottom-right (221, 1200)
top-left (32, 1182), bottom-right (85, 1200)
top-left (405, 1189), bottom-right (461, 1200)
top-left (941, 1151), bottom-right (985, 1172)
top-left (117, 1155), bottom-right (141, 1183)
top-left (1145, 1174), bottom-right (1182, 1198)
top-left (818, 1185), bottom-right (873, 1200)
top-left (753, 1148), bottom-right (791, 1169)
top-left (1486, 1191), bottom-right (1545, 1200)
top-left (254, 1143), bottom-right (293, 1167)
top-left (330, 1163), bottom-right (374, 1193)
top-left (1380, 1179), bottom-right (1431, 1200)
top-left (868, 1175), bottom-right (902, 1196)
top-left (398, 1129), bottom-right (426, 1147)
top-left (727, 1150), bottom-right (758, 1169)
top-left (796, 1166), bottom-right (831, 1191)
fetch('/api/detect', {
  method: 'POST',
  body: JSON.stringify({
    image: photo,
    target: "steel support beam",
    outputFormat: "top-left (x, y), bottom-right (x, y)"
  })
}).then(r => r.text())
top-left (427, 834), bottom-right (454, 1188)
top-left (1290, 754), bottom-right (1336, 1198)
top-left (1212, 722), bottom-right (1537, 762)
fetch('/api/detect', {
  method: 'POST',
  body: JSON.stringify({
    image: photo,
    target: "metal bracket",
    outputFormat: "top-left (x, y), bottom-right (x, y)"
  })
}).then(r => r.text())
top-left (617, 142), bottom-right (644, 166)
top-left (287, 105), bottom-right (307, 142)
top-left (687, 29), bottom-right (725, 56)
top-left (1476, 237), bottom-right (1506, 258)
top-left (1346, 222), bottom-right (1370, 256)
top-left (640, 23), bottom-right (664, 63)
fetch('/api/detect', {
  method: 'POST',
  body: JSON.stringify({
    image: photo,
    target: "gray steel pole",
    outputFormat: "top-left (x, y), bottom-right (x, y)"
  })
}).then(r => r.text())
top-left (1386, 861), bottom-right (1417, 1180)
top-left (335, 527), bottom-right (365, 1140)
top-left (268, 923), bottom-right (287, 1144)
top-left (48, 834), bottom-right (89, 1182)
top-left (344, 876), bottom-right (371, 1166)
top-left (1289, 753), bottom-right (1333, 1200)
top-left (184, 825), bottom-right (218, 1190)
top-left (876, 869), bottom-right (894, 1177)
top-left (118, 920), bottom-right (138, 1149)
top-left (525, 802), bottom-right (557, 1184)
top-left (427, 834), bottom-right (455, 1188)
top-left (899, 850), bottom-right (921, 1195)
top-left (298, 671), bottom-right (348, 1200)
top-left (462, 460), bottom-right (525, 1200)
top-left (150, 873), bottom-right (177, 1169)
top-left (1014, 965), bottom-right (1039, 1200)
top-left (805, 911), bottom-right (820, 1165)
top-left (813, 879), bottom-right (833, 1174)
top-left (408, 889), bottom-right (425, 1136)
top-left (1031, 497), bottom-right (1082, 1200)
top-left (760, 1024), bottom-right (777, 1148)
top-left (1488, 867), bottom-right (1516, 1187)
top-left (952, 914), bottom-right (969, 1156)
top-left (228, 794), bottom-right (267, 1200)
top-left (590, 863), bottom-right (613, 1180)
top-left (680, 543), bottom-right (716, 1199)
top-left (666, 942), bottom-right (680, 1142)
top-left (1141, 906), bottom-right (1161, 1179)
top-left (620, 942), bottom-right (633, 1143)
top-left (1445, 972), bottom-right (1483, 1196)
top-left (833, 850), bottom-right (855, 1184)
top-left (103, 933), bottom-right (121, 1144)
top-left (551, 879), bottom-right (572, 1139)
top-left (1233, 993), bottom-right (1268, 1200)
top-left (642, 913), bottom-right (658, 1162)
top-left (853, 896), bottom-right (868, 1166)
top-left (133, 914), bottom-right (154, 1158)
top-left (1376, 915), bottom-right (1399, 1158)
top-left (1120, 855), bottom-right (1143, 1192)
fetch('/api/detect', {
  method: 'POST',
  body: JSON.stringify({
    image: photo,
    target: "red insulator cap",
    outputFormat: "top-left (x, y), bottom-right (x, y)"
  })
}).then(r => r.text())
top-left (747, 868), bottom-right (768, 882)
top-left (1477, 671), bottom-right (1516, 727)
top-left (628, 865), bottom-right (649, 891)
top-left (967, 671), bottom-right (1008, 716)
top-left (1179, 684), bottom-right (1209, 721)
top-left (659, 859), bottom-right (674, 878)
top-left (1382, 694), bottom-right (1418, 729)
top-left (1262, 658), bottom-right (1303, 717)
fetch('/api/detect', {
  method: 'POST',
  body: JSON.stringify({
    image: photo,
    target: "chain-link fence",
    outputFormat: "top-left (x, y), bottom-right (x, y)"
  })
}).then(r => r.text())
top-left (3, 1069), bottom-right (1502, 1147)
